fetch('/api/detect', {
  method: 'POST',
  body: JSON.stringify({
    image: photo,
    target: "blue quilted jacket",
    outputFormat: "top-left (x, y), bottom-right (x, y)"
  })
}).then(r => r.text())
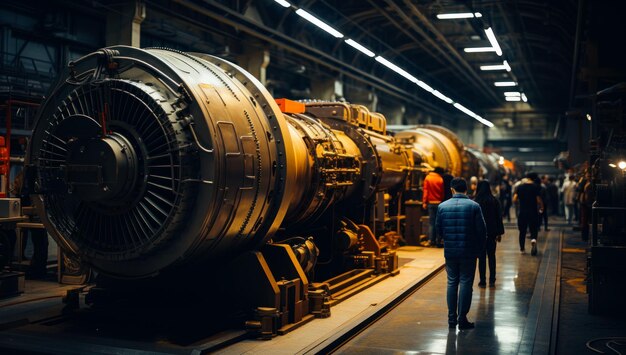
top-left (435, 194), bottom-right (487, 259)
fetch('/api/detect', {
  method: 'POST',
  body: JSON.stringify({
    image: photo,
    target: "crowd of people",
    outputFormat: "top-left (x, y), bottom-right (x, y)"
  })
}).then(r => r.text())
top-left (423, 166), bottom-right (590, 330)
top-left (505, 169), bottom-right (593, 240)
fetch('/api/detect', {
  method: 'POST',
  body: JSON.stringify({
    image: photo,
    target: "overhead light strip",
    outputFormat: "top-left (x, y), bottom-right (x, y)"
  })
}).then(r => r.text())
top-left (295, 9), bottom-right (344, 38)
top-left (480, 64), bottom-right (506, 71)
top-left (437, 12), bottom-right (482, 19)
top-left (416, 80), bottom-right (434, 93)
top-left (272, 3), bottom-right (493, 127)
top-left (345, 39), bottom-right (375, 57)
top-left (375, 56), bottom-right (418, 83)
top-left (484, 27), bottom-right (503, 56)
top-left (480, 60), bottom-right (511, 71)
top-left (504, 92), bottom-right (521, 96)
top-left (464, 47), bottom-right (496, 53)
top-left (453, 103), bottom-right (494, 127)
top-left (432, 90), bottom-right (454, 104)
top-left (494, 81), bottom-right (517, 87)
top-left (505, 96), bottom-right (521, 102)
top-left (273, 0), bottom-right (291, 8)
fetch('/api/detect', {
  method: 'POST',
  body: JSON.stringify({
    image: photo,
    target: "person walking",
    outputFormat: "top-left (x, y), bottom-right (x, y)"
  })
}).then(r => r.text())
top-left (547, 177), bottom-right (559, 216)
top-left (423, 167), bottom-right (444, 247)
top-left (499, 176), bottom-right (512, 222)
top-left (512, 178), bottom-right (523, 219)
top-left (436, 177), bottom-right (487, 329)
top-left (562, 175), bottom-right (577, 224)
top-left (579, 171), bottom-right (593, 241)
top-left (539, 176), bottom-right (550, 231)
top-left (513, 173), bottom-right (544, 255)
top-left (468, 176), bottom-right (478, 198)
top-left (474, 180), bottom-right (505, 288)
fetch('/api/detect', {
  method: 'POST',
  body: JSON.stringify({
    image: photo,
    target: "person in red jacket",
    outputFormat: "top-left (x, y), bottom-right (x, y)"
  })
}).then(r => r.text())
top-left (423, 167), bottom-right (445, 247)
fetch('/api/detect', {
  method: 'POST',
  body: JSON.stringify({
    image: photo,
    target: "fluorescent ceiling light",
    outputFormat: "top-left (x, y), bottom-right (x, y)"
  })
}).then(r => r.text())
top-left (464, 47), bottom-right (496, 53)
top-left (480, 64), bottom-right (506, 71)
top-left (273, 0), bottom-right (291, 7)
top-left (453, 103), bottom-right (494, 127)
top-left (480, 60), bottom-right (511, 71)
top-left (484, 27), bottom-right (503, 56)
top-left (416, 80), bottom-right (434, 93)
top-left (432, 90), bottom-right (454, 104)
top-left (437, 13), bottom-right (475, 19)
top-left (521, 93), bottom-right (528, 102)
top-left (494, 81), bottom-right (517, 86)
top-left (505, 96), bottom-right (521, 102)
top-left (375, 56), bottom-right (418, 83)
top-left (295, 9), bottom-right (344, 38)
top-left (504, 92), bottom-right (521, 96)
top-left (345, 39), bottom-right (375, 57)
top-left (474, 12), bottom-right (483, 18)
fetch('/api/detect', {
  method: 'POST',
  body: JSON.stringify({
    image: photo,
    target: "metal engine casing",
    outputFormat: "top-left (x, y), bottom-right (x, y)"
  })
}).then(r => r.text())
top-left (28, 47), bottom-right (297, 278)
top-left (27, 47), bottom-right (411, 279)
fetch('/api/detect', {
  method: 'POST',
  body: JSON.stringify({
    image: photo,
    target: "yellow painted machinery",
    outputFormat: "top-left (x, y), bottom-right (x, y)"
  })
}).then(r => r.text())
top-left (24, 46), bottom-right (419, 336)
top-left (24, 46), bottom-right (509, 337)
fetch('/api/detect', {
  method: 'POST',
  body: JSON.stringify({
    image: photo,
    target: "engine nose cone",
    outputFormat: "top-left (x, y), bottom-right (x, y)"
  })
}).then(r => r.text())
top-left (65, 133), bottom-right (138, 203)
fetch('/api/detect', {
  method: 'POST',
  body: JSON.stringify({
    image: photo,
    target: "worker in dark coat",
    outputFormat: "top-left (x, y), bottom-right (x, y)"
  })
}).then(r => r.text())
top-left (499, 176), bottom-right (512, 222)
top-left (436, 177), bottom-right (487, 330)
top-left (474, 180), bottom-right (505, 287)
top-left (513, 173), bottom-right (544, 255)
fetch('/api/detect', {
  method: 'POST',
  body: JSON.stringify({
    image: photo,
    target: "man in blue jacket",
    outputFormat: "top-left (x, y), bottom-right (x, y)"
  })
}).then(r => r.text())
top-left (436, 177), bottom-right (487, 330)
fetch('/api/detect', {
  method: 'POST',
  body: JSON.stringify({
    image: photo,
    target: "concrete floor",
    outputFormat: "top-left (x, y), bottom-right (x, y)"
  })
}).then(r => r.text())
top-left (217, 246), bottom-right (446, 354)
top-left (336, 218), bottom-right (626, 355)
top-left (556, 228), bottom-right (626, 354)
top-left (335, 219), bottom-right (546, 354)
top-left (2, 217), bottom-right (626, 354)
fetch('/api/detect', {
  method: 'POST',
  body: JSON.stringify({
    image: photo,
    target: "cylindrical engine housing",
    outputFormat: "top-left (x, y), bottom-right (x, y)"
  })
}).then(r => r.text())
top-left (28, 47), bottom-right (301, 278)
top-left (395, 125), bottom-right (465, 177)
top-left (27, 47), bottom-right (410, 279)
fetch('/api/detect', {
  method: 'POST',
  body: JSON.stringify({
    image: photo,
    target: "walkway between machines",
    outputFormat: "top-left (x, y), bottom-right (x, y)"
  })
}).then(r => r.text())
top-left (215, 245), bottom-right (446, 354)
top-left (335, 219), bottom-right (561, 354)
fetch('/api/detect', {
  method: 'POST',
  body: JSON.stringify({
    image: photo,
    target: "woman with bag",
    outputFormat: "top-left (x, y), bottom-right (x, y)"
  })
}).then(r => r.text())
top-left (474, 180), bottom-right (505, 287)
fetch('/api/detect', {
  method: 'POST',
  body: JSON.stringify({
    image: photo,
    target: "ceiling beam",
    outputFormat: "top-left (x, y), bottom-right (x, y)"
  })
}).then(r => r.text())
top-left (399, 0), bottom-right (502, 105)
top-left (496, 2), bottom-right (541, 97)
top-left (159, 0), bottom-right (449, 117)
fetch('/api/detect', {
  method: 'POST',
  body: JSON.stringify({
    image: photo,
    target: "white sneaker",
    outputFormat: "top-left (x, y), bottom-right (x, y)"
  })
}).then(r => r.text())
top-left (531, 239), bottom-right (537, 256)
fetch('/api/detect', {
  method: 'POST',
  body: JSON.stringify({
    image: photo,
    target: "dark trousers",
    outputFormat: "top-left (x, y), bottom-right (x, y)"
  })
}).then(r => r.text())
top-left (540, 211), bottom-right (549, 230)
top-left (478, 237), bottom-right (497, 283)
top-left (580, 204), bottom-right (590, 241)
top-left (501, 199), bottom-right (511, 222)
top-left (29, 229), bottom-right (49, 275)
top-left (518, 214), bottom-right (539, 250)
top-left (0, 229), bottom-right (48, 276)
top-left (446, 257), bottom-right (477, 324)
top-left (428, 203), bottom-right (440, 244)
